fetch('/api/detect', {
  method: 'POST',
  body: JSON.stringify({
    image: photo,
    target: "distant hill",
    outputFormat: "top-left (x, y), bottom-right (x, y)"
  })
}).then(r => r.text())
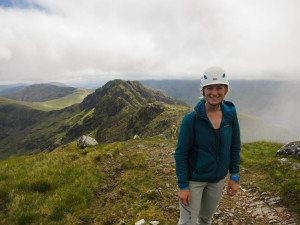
top-left (140, 80), bottom-right (300, 140)
top-left (0, 83), bottom-right (28, 91)
top-left (0, 85), bottom-right (27, 95)
top-left (30, 88), bottom-right (94, 111)
top-left (0, 80), bottom-right (190, 160)
top-left (47, 82), bottom-right (69, 87)
top-left (2, 83), bottom-right (77, 102)
top-left (0, 88), bottom-right (94, 111)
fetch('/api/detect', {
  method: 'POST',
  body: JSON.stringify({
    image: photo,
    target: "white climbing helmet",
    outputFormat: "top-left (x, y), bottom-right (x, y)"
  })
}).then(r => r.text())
top-left (200, 66), bottom-right (229, 87)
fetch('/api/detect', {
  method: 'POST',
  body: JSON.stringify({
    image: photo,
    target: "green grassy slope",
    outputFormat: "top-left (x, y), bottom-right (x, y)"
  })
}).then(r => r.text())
top-left (26, 88), bottom-right (94, 111)
top-left (0, 97), bottom-right (82, 160)
top-left (240, 141), bottom-right (300, 213)
top-left (0, 139), bottom-right (298, 224)
top-left (0, 88), bottom-right (93, 111)
top-left (0, 138), bottom-right (179, 224)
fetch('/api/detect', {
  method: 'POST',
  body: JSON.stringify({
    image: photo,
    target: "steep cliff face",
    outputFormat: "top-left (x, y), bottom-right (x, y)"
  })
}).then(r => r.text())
top-left (0, 80), bottom-right (190, 160)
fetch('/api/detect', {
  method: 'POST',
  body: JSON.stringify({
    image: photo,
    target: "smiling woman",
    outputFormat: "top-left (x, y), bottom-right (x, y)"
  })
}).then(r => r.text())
top-left (174, 66), bottom-right (241, 225)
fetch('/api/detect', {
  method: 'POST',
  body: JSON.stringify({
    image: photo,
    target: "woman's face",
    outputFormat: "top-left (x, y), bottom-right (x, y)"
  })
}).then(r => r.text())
top-left (204, 84), bottom-right (227, 106)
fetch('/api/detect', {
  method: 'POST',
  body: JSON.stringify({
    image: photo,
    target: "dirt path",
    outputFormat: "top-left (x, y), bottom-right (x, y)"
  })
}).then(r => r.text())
top-left (215, 176), bottom-right (299, 225)
top-left (143, 141), bottom-right (300, 225)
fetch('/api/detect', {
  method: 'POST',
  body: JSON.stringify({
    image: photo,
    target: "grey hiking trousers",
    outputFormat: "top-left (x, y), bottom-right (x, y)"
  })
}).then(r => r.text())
top-left (178, 180), bottom-right (224, 225)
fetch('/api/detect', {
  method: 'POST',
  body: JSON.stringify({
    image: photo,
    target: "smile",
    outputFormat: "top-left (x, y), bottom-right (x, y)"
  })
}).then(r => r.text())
top-left (208, 95), bottom-right (221, 99)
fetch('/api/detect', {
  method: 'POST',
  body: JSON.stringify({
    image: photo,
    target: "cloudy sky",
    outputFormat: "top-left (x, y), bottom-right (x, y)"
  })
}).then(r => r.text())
top-left (0, 0), bottom-right (300, 84)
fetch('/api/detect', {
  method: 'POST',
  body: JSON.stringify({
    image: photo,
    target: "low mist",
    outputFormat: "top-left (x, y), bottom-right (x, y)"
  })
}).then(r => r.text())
top-left (227, 80), bottom-right (300, 143)
top-left (141, 79), bottom-right (300, 144)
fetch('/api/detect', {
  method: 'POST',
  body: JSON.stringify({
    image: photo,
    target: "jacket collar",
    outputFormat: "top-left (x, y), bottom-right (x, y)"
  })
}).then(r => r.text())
top-left (194, 99), bottom-right (237, 122)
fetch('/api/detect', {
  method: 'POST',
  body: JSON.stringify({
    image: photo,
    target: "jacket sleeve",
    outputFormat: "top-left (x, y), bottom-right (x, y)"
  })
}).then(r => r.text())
top-left (174, 112), bottom-right (195, 189)
top-left (229, 117), bottom-right (241, 174)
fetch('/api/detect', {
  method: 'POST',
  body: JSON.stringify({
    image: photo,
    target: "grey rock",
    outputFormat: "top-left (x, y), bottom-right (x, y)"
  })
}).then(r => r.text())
top-left (277, 141), bottom-right (300, 159)
top-left (291, 163), bottom-right (300, 170)
top-left (255, 201), bottom-right (264, 205)
top-left (118, 220), bottom-right (126, 225)
top-left (150, 221), bottom-right (160, 225)
top-left (106, 153), bottom-right (113, 158)
top-left (268, 197), bottom-right (281, 202)
top-left (135, 219), bottom-right (145, 225)
top-left (278, 158), bottom-right (291, 164)
top-left (150, 190), bottom-right (162, 196)
top-left (261, 207), bottom-right (273, 214)
top-left (133, 134), bottom-right (140, 139)
top-left (274, 207), bottom-right (285, 214)
top-left (77, 135), bottom-right (98, 149)
top-left (252, 208), bottom-right (262, 216)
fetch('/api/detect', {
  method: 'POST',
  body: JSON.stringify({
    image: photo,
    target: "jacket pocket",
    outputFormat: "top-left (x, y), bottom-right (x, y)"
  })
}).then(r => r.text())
top-left (192, 149), bottom-right (215, 176)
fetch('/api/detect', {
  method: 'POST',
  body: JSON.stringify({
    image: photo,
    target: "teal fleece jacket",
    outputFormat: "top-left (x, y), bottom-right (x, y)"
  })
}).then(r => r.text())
top-left (174, 100), bottom-right (241, 189)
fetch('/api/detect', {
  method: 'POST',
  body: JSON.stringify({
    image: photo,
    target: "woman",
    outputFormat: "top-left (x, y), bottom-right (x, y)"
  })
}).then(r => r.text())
top-left (174, 67), bottom-right (241, 225)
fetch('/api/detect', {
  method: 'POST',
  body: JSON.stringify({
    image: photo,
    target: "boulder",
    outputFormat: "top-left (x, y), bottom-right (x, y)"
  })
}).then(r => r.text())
top-left (77, 135), bottom-right (98, 149)
top-left (276, 141), bottom-right (300, 159)
top-left (133, 134), bottom-right (140, 139)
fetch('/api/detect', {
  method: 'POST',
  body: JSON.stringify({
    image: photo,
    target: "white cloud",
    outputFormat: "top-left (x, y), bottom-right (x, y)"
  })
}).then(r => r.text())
top-left (0, 0), bottom-right (300, 83)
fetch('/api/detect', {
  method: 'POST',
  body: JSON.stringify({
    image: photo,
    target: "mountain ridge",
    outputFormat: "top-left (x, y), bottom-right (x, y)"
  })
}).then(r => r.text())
top-left (0, 79), bottom-right (190, 160)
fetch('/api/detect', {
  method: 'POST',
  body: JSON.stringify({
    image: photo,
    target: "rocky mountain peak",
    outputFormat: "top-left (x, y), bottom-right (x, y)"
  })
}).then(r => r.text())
top-left (80, 79), bottom-right (188, 111)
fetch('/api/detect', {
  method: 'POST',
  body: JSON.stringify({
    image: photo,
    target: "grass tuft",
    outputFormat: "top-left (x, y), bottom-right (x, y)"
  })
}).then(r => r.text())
top-left (16, 211), bottom-right (37, 225)
top-left (0, 186), bottom-right (9, 209)
top-left (30, 178), bottom-right (51, 193)
top-left (121, 156), bottom-right (147, 170)
top-left (93, 155), bottom-right (102, 162)
top-left (49, 203), bottom-right (67, 221)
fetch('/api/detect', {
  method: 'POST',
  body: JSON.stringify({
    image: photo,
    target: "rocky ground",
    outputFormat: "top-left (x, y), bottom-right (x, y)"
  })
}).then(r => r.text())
top-left (141, 140), bottom-right (300, 225)
top-left (214, 176), bottom-right (299, 225)
top-left (95, 140), bottom-right (299, 225)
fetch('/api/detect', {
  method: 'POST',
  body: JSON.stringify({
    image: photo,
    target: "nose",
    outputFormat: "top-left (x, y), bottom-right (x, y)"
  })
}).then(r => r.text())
top-left (211, 88), bottom-right (218, 95)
